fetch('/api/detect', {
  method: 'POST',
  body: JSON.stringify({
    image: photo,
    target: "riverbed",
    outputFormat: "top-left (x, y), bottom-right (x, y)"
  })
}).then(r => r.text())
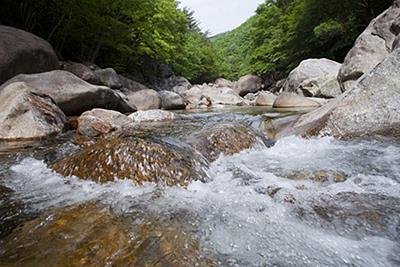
top-left (0, 107), bottom-right (399, 266)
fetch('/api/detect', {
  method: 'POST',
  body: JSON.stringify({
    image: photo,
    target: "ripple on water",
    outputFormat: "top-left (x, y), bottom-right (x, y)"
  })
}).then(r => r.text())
top-left (2, 135), bottom-right (400, 266)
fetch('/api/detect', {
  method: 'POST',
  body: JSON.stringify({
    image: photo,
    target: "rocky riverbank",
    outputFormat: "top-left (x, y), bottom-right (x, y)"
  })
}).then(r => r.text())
top-left (1, 2), bottom-right (400, 266)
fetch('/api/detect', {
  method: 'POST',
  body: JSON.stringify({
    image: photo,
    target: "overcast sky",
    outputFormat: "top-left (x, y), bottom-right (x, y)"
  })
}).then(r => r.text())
top-left (179, 0), bottom-right (265, 35)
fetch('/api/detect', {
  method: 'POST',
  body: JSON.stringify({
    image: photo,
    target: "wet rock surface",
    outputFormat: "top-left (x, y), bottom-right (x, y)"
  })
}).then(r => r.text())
top-left (296, 192), bottom-right (400, 240)
top-left (188, 124), bottom-right (261, 162)
top-left (0, 203), bottom-right (216, 267)
top-left (52, 138), bottom-right (206, 186)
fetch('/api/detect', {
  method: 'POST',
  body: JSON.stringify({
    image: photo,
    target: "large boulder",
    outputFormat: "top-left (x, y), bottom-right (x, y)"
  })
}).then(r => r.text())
top-left (183, 85), bottom-right (243, 109)
top-left (284, 58), bottom-right (342, 98)
top-left (93, 68), bottom-right (122, 89)
top-left (52, 138), bottom-right (206, 186)
top-left (0, 26), bottom-right (59, 85)
top-left (256, 91), bottom-right (277, 106)
top-left (77, 109), bottom-right (132, 138)
top-left (118, 75), bottom-right (148, 93)
top-left (273, 48), bottom-right (400, 139)
top-left (60, 61), bottom-right (96, 82)
top-left (0, 82), bottom-right (66, 140)
top-left (235, 75), bottom-right (263, 96)
top-left (338, 1), bottom-right (400, 91)
top-left (126, 89), bottom-right (161, 111)
top-left (214, 78), bottom-right (235, 88)
top-left (170, 76), bottom-right (192, 95)
top-left (129, 110), bottom-right (176, 123)
top-left (272, 93), bottom-right (323, 108)
top-left (158, 90), bottom-right (185, 110)
top-left (0, 70), bottom-right (135, 116)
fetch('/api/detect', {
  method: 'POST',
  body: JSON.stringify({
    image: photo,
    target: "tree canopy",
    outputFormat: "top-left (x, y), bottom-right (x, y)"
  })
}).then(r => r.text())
top-left (0, 0), bottom-right (228, 84)
top-left (213, 0), bottom-right (393, 79)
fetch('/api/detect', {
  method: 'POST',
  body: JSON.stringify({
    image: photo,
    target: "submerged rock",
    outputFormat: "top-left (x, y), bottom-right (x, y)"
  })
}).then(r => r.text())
top-left (189, 124), bottom-right (260, 162)
top-left (0, 70), bottom-right (134, 116)
top-left (0, 25), bottom-right (59, 85)
top-left (0, 82), bottom-right (66, 140)
top-left (284, 170), bottom-right (347, 183)
top-left (299, 192), bottom-right (400, 239)
top-left (129, 109), bottom-right (177, 122)
top-left (52, 138), bottom-right (206, 186)
top-left (0, 203), bottom-right (216, 267)
top-left (77, 109), bottom-right (132, 138)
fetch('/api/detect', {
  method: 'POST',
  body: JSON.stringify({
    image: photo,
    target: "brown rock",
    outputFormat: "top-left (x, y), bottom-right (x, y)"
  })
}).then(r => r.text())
top-left (52, 138), bottom-right (206, 186)
top-left (0, 203), bottom-right (216, 267)
top-left (77, 109), bottom-right (132, 138)
top-left (189, 125), bottom-right (258, 162)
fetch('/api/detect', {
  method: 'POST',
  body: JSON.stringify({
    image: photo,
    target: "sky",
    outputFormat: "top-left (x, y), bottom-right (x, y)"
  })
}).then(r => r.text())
top-left (178, 0), bottom-right (265, 36)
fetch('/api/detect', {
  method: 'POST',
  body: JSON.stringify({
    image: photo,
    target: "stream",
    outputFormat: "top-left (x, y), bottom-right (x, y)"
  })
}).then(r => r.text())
top-left (0, 107), bottom-right (399, 266)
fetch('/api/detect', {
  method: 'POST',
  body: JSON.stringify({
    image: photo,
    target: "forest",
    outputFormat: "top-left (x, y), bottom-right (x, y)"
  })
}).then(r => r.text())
top-left (0, 0), bottom-right (393, 83)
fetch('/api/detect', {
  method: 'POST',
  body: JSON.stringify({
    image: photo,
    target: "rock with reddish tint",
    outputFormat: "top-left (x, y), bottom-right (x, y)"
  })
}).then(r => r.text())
top-left (77, 109), bottom-right (132, 138)
top-left (52, 138), bottom-right (206, 186)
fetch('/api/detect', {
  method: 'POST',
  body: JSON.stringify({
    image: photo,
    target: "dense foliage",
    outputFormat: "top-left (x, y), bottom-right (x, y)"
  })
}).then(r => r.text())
top-left (0, 0), bottom-right (227, 83)
top-left (213, 0), bottom-right (393, 79)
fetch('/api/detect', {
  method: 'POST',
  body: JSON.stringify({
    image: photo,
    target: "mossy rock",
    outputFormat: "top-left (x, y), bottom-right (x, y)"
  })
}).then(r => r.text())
top-left (52, 138), bottom-right (206, 186)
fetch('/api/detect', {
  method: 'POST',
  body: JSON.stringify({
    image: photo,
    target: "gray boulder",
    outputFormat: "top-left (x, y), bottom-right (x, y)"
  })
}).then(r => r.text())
top-left (60, 61), bottom-right (96, 82)
top-left (159, 90), bottom-right (185, 110)
top-left (183, 85), bottom-right (243, 109)
top-left (77, 109), bottom-right (132, 138)
top-left (93, 68), bottom-right (122, 89)
top-left (272, 93), bottom-right (323, 108)
top-left (129, 110), bottom-right (177, 122)
top-left (0, 70), bottom-right (135, 116)
top-left (118, 75), bottom-right (148, 93)
top-left (0, 26), bottom-right (59, 85)
top-left (0, 82), bottom-right (66, 140)
top-left (235, 75), bottom-right (263, 96)
top-left (338, 1), bottom-right (400, 91)
top-left (284, 58), bottom-right (342, 98)
top-left (275, 48), bottom-right (400, 139)
top-left (256, 91), bottom-right (277, 106)
top-left (126, 89), bottom-right (161, 111)
top-left (170, 76), bottom-right (192, 95)
top-left (215, 78), bottom-right (235, 88)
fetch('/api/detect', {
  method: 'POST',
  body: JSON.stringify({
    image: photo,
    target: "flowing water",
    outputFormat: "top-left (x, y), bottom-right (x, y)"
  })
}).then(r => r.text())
top-left (0, 107), bottom-right (399, 266)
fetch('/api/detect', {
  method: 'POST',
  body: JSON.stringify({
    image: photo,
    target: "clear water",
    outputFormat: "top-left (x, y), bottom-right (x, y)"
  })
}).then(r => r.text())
top-left (0, 107), bottom-right (399, 266)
